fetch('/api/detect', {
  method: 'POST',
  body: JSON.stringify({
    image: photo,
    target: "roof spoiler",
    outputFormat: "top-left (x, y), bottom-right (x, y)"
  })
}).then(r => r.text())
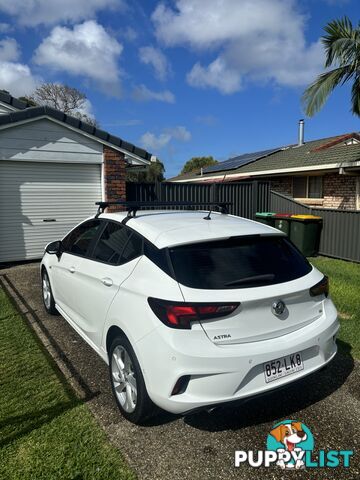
top-left (95, 201), bottom-right (232, 219)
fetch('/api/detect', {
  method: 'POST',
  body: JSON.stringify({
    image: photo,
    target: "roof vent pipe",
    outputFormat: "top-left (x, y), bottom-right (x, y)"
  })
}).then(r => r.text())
top-left (298, 119), bottom-right (305, 146)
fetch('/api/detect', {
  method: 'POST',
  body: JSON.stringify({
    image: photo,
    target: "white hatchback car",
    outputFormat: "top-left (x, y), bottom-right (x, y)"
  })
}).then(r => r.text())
top-left (41, 202), bottom-right (339, 424)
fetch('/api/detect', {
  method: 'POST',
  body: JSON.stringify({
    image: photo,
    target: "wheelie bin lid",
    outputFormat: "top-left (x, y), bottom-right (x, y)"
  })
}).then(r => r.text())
top-left (291, 214), bottom-right (322, 221)
top-left (274, 213), bottom-right (292, 218)
top-left (255, 212), bottom-right (276, 217)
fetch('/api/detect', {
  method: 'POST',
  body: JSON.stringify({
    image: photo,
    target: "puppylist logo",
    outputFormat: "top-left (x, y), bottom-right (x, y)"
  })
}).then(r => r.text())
top-left (235, 420), bottom-right (353, 470)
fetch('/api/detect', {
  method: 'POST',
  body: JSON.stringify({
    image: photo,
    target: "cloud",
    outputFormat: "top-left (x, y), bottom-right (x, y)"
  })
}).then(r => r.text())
top-left (122, 27), bottom-right (138, 42)
top-left (152, 0), bottom-right (324, 93)
top-left (167, 126), bottom-right (191, 142)
top-left (139, 45), bottom-right (171, 80)
top-left (140, 126), bottom-right (191, 150)
top-left (140, 132), bottom-right (172, 150)
top-left (0, 38), bottom-right (20, 62)
top-left (187, 58), bottom-right (241, 94)
top-left (0, 23), bottom-right (12, 33)
top-left (0, 0), bottom-right (123, 27)
top-left (0, 62), bottom-right (39, 96)
top-left (34, 21), bottom-right (123, 95)
top-left (132, 84), bottom-right (175, 103)
top-left (195, 114), bottom-right (218, 126)
top-left (75, 98), bottom-right (95, 119)
top-left (0, 37), bottom-right (39, 96)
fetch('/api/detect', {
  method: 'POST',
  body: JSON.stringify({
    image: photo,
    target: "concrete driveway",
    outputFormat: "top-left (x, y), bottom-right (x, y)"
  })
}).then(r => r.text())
top-left (1, 262), bottom-right (359, 480)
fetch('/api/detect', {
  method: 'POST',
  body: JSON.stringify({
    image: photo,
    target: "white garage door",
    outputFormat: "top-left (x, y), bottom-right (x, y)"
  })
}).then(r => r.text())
top-left (0, 161), bottom-right (102, 262)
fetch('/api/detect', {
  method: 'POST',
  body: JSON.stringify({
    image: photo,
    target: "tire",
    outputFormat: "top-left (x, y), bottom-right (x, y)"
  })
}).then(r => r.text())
top-left (109, 335), bottom-right (156, 424)
top-left (41, 269), bottom-right (58, 315)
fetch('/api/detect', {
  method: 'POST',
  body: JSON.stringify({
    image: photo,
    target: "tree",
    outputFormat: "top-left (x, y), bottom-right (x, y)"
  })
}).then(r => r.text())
top-left (181, 156), bottom-right (218, 174)
top-left (18, 96), bottom-right (37, 107)
top-left (126, 160), bottom-right (165, 183)
top-left (26, 83), bottom-right (99, 126)
top-left (302, 17), bottom-right (360, 117)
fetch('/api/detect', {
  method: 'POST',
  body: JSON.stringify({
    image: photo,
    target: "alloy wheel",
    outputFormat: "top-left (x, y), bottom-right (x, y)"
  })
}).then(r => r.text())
top-left (42, 273), bottom-right (51, 309)
top-left (111, 345), bottom-right (137, 413)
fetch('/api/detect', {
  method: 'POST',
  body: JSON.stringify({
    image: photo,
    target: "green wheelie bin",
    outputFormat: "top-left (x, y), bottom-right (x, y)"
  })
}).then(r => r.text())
top-left (274, 213), bottom-right (292, 236)
top-left (290, 214), bottom-right (323, 257)
top-left (255, 212), bottom-right (276, 227)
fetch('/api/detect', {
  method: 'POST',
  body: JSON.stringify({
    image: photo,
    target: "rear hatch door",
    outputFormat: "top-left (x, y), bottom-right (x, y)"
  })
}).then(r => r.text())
top-left (169, 235), bottom-right (324, 344)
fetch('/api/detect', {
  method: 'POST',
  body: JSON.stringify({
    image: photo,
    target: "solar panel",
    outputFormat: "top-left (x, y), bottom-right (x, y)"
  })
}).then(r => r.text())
top-left (203, 147), bottom-right (281, 173)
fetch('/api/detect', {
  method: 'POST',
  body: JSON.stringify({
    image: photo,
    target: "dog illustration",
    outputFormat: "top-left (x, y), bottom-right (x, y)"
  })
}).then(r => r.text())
top-left (270, 422), bottom-right (307, 469)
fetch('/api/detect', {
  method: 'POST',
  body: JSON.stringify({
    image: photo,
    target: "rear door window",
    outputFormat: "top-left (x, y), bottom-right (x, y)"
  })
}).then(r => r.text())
top-left (169, 235), bottom-right (312, 289)
top-left (92, 222), bottom-right (143, 265)
top-left (121, 232), bottom-right (143, 264)
top-left (62, 220), bottom-right (102, 257)
top-left (92, 222), bottom-right (131, 265)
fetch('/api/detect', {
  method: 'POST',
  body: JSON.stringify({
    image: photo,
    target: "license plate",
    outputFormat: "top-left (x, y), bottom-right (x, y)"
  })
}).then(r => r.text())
top-left (263, 352), bottom-right (304, 383)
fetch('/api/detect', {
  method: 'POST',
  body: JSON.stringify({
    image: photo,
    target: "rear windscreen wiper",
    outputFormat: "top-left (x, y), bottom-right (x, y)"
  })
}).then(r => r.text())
top-left (224, 273), bottom-right (275, 287)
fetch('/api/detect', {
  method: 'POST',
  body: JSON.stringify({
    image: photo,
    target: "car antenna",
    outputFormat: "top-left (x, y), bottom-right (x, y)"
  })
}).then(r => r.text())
top-left (203, 208), bottom-right (212, 220)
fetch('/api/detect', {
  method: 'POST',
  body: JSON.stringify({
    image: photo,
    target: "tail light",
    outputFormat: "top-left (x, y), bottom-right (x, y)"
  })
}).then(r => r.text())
top-left (310, 276), bottom-right (329, 297)
top-left (148, 297), bottom-right (239, 329)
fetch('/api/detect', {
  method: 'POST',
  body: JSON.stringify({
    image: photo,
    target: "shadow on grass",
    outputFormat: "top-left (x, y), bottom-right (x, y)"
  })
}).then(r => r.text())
top-left (336, 338), bottom-right (353, 357)
top-left (0, 399), bottom-right (81, 448)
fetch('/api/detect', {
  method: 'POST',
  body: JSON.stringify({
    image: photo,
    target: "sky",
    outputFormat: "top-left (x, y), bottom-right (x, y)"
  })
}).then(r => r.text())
top-left (0, 0), bottom-right (359, 178)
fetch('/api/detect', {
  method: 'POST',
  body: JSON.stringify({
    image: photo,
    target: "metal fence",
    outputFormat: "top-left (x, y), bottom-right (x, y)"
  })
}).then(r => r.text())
top-left (270, 191), bottom-right (360, 263)
top-left (126, 183), bottom-right (360, 262)
top-left (126, 181), bottom-right (270, 219)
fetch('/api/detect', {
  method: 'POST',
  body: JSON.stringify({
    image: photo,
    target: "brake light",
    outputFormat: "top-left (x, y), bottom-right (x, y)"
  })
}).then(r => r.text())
top-left (310, 276), bottom-right (329, 297)
top-left (167, 306), bottom-right (197, 325)
top-left (148, 297), bottom-right (239, 329)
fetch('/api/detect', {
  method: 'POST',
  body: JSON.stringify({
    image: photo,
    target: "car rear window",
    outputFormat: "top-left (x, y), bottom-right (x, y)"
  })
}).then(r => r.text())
top-left (169, 235), bottom-right (312, 289)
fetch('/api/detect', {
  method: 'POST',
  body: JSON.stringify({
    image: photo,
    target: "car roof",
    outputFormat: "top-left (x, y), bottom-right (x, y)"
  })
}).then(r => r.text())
top-left (99, 210), bottom-right (283, 248)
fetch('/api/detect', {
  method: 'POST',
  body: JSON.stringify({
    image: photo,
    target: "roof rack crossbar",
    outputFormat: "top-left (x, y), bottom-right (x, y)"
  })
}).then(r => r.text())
top-left (95, 200), bottom-right (231, 218)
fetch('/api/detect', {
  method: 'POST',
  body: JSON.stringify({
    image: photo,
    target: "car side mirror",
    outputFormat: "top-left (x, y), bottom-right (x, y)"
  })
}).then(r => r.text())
top-left (45, 240), bottom-right (63, 257)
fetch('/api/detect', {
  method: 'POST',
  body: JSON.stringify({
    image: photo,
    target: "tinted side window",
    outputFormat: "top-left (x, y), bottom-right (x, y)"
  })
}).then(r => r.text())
top-left (93, 222), bottom-right (131, 265)
top-left (121, 232), bottom-right (143, 265)
top-left (63, 220), bottom-right (101, 257)
top-left (144, 241), bottom-right (172, 276)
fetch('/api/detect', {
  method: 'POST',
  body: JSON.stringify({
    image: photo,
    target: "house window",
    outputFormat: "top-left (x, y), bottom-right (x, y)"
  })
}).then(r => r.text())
top-left (293, 177), bottom-right (307, 197)
top-left (293, 176), bottom-right (323, 199)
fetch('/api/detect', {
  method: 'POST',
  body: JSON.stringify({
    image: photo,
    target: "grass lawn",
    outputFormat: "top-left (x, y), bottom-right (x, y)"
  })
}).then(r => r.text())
top-left (310, 256), bottom-right (360, 360)
top-left (0, 287), bottom-right (135, 480)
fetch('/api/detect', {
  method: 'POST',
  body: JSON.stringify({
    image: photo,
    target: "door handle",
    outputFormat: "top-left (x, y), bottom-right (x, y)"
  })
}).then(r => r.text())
top-left (69, 267), bottom-right (75, 274)
top-left (101, 277), bottom-right (113, 287)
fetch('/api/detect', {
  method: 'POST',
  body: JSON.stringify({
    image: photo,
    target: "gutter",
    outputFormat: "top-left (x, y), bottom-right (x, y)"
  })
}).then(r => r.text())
top-left (172, 161), bottom-right (360, 183)
top-left (339, 167), bottom-right (360, 176)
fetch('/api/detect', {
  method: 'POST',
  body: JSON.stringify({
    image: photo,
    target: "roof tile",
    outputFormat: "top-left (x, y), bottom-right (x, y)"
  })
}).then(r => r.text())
top-left (94, 128), bottom-right (109, 141)
top-left (168, 133), bottom-right (360, 181)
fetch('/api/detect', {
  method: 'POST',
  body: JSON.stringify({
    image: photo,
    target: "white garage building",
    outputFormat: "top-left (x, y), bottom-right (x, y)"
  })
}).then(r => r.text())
top-left (0, 92), bottom-right (151, 263)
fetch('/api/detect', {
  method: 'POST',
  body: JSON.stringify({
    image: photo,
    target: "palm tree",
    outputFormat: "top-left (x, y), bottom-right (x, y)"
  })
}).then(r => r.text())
top-left (302, 16), bottom-right (360, 117)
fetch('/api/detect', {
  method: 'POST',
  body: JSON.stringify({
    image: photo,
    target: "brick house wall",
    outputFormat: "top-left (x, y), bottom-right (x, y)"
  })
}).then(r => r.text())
top-left (268, 177), bottom-right (292, 196)
top-left (103, 146), bottom-right (126, 211)
top-left (322, 173), bottom-right (357, 209)
top-left (261, 173), bottom-right (358, 210)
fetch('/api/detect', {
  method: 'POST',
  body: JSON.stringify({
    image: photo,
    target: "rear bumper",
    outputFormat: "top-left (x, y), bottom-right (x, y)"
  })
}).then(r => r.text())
top-left (182, 348), bottom-right (336, 415)
top-left (135, 299), bottom-right (339, 414)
